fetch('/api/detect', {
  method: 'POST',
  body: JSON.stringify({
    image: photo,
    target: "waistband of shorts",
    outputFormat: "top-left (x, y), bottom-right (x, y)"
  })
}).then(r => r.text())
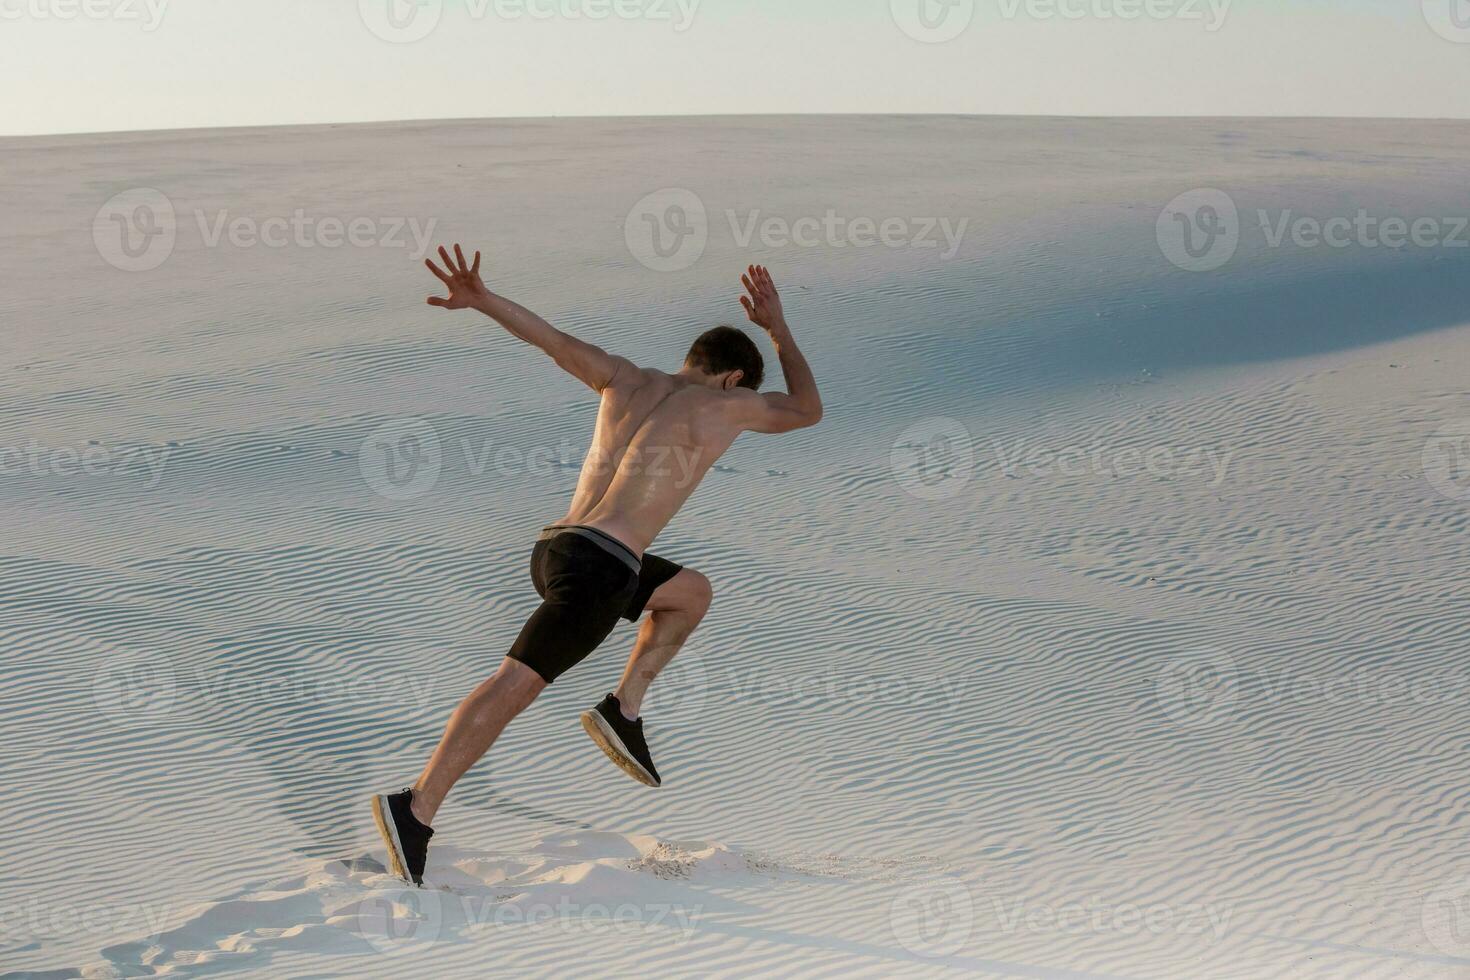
top-left (540, 525), bottom-right (641, 573)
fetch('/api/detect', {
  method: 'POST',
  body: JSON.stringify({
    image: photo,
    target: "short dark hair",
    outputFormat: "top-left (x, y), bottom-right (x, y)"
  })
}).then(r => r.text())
top-left (686, 326), bottom-right (764, 391)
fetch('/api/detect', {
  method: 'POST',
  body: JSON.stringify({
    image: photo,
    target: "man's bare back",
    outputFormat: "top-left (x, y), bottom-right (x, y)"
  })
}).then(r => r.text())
top-left (563, 372), bottom-right (756, 555)
top-left (370, 245), bottom-right (823, 886)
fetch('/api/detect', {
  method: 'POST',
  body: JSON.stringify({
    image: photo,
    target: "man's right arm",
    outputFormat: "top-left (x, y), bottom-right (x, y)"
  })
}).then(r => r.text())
top-left (739, 266), bottom-right (823, 434)
top-left (470, 290), bottom-right (634, 393)
top-left (426, 244), bottom-right (633, 393)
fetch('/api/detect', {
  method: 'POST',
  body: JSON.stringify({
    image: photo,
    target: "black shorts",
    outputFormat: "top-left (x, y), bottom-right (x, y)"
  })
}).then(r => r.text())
top-left (506, 525), bottom-right (684, 684)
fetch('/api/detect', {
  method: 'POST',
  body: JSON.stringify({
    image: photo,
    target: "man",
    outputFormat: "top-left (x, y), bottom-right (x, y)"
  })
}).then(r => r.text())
top-left (372, 244), bottom-right (823, 886)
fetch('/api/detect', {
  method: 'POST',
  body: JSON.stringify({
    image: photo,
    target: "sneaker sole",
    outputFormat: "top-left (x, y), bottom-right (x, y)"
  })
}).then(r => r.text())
top-left (580, 710), bottom-right (660, 787)
top-left (370, 794), bottom-right (414, 885)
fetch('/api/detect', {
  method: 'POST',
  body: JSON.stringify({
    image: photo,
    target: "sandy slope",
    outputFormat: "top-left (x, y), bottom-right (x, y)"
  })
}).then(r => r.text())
top-left (2, 116), bottom-right (1469, 978)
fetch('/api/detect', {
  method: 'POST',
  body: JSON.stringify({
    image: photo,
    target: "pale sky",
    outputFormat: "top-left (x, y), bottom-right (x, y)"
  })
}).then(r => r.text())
top-left (3, 0), bottom-right (1468, 136)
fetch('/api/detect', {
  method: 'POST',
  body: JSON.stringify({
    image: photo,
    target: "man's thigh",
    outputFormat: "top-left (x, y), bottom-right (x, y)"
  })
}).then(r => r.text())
top-left (507, 598), bottom-right (624, 684)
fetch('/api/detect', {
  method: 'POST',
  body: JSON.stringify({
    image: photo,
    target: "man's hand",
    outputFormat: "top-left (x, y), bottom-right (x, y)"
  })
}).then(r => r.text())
top-left (426, 244), bottom-right (491, 311)
top-left (739, 265), bottom-right (787, 334)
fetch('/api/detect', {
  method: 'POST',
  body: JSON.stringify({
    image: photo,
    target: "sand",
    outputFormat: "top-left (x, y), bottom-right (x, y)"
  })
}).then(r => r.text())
top-left (2, 115), bottom-right (1469, 978)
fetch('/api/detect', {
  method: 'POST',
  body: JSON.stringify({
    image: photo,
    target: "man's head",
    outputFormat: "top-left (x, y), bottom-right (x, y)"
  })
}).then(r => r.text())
top-left (683, 326), bottom-right (764, 391)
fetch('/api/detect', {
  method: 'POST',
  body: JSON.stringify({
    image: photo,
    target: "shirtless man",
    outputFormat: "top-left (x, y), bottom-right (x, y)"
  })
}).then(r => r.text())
top-left (372, 244), bottom-right (823, 886)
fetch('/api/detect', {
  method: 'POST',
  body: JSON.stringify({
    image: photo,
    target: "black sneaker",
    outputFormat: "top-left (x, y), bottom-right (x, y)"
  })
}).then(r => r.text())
top-left (580, 694), bottom-right (661, 787)
top-left (371, 788), bottom-right (434, 886)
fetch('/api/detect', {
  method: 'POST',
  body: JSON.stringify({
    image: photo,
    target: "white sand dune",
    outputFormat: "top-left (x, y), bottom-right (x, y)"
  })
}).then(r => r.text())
top-left (3, 116), bottom-right (1470, 978)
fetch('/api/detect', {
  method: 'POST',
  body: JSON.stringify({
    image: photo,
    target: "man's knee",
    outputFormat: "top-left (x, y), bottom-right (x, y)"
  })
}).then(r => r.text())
top-left (495, 656), bottom-right (550, 703)
top-left (683, 569), bottom-right (713, 617)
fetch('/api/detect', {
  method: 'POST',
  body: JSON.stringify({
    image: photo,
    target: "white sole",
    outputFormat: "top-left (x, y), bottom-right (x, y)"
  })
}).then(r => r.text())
top-left (370, 793), bottom-right (414, 884)
top-left (580, 710), bottom-right (660, 787)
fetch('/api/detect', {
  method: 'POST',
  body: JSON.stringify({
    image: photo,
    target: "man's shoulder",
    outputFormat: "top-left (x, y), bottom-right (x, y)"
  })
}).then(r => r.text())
top-left (605, 360), bottom-right (666, 392)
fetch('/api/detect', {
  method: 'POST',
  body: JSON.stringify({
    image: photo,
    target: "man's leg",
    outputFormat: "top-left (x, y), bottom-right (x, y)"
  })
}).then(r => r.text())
top-left (410, 657), bottom-right (546, 826)
top-left (613, 568), bottom-right (712, 719)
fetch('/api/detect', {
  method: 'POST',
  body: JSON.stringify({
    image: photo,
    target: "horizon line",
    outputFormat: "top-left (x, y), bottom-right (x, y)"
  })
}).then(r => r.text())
top-left (7, 109), bottom-right (1470, 142)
